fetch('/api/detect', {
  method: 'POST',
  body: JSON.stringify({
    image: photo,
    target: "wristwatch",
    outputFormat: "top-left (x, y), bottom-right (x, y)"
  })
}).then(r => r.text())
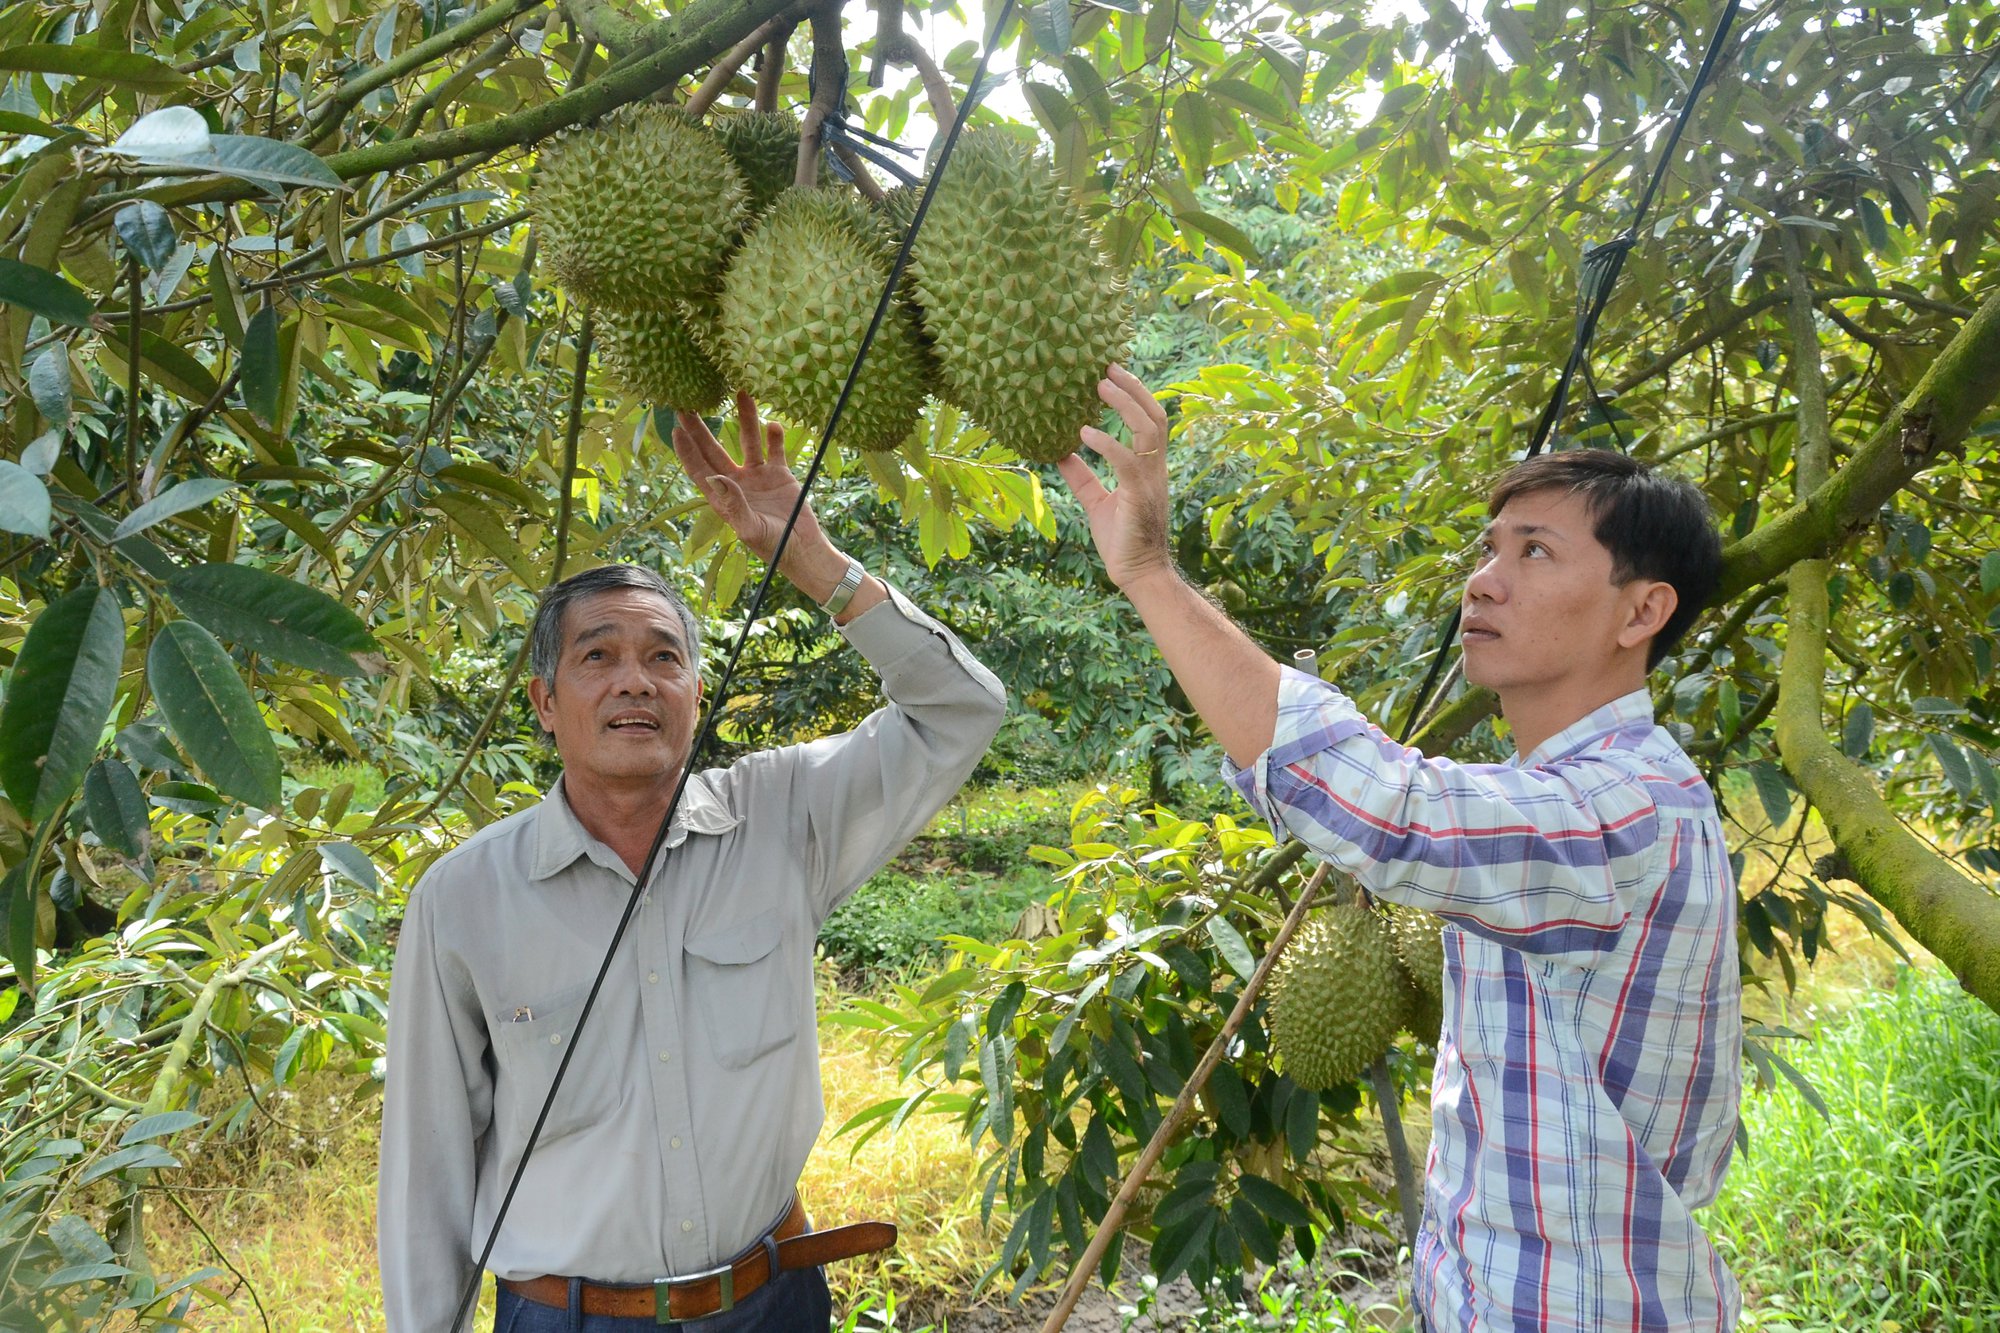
top-left (818, 556), bottom-right (867, 616)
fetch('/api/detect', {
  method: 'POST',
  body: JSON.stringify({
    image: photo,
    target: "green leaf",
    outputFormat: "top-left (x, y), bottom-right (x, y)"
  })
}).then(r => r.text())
top-left (2, 861), bottom-right (38, 996)
top-left (942, 1014), bottom-right (973, 1080)
top-left (1928, 734), bottom-right (1979, 804)
top-left (77, 1143), bottom-right (179, 1185)
top-left (1284, 1076), bottom-right (1320, 1159)
top-left (1237, 1172), bottom-right (1313, 1228)
top-left (111, 478), bottom-right (236, 541)
top-left (0, 587), bottom-right (126, 821)
top-left (1207, 1061), bottom-right (1251, 1137)
top-left (0, 462), bottom-right (53, 538)
top-left (978, 1033), bottom-right (1015, 1146)
top-left (118, 1111), bottom-right (204, 1146)
top-left (1207, 915), bottom-right (1256, 980)
top-left (0, 45), bottom-right (188, 92)
top-left (114, 202), bottom-right (178, 270)
top-left (1980, 551), bottom-right (2000, 597)
top-left (1027, 0), bottom-right (1073, 53)
top-left (1840, 703), bottom-right (1873, 758)
top-left (29, 345), bottom-right (70, 429)
top-left (1360, 269), bottom-right (1444, 303)
top-left (241, 305), bottom-right (281, 424)
top-left (83, 760), bottom-right (151, 862)
top-left (0, 258), bottom-right (96, 327)
top-left (1748, 759), bottom-right (1793, 830)
top-left (318, 841), bottom-right (379, 892)
top-left (199, 135), bottom-right (346, 192)
top-left (147, 620), bottom-right (281, 810)
top-left (165, 563), bottom-right (381, 677)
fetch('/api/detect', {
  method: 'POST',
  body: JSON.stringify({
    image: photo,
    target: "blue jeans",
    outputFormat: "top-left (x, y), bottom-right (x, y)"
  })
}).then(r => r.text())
top-left (493, 1266), bottom-right (832, 1333)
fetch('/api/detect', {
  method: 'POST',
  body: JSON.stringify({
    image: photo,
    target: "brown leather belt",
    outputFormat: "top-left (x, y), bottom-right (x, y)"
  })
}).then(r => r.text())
top-left (499, 1197), bottom-right (896, 1323)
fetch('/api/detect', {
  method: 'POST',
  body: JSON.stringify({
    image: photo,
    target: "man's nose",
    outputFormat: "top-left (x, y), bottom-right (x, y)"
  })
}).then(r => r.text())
top-left (1464, 558), bottom-right (1504, 604)
top-left (613, 659), bottom-right (656, 693)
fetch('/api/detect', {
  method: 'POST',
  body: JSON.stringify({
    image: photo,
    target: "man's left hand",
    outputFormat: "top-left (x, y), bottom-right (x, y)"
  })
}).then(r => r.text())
top-left (672, 393), bottom-right (831, 567)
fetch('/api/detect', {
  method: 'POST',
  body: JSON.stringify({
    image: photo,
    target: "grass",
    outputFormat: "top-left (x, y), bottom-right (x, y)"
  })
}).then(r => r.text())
top-left (1707, 968), bottom-right (2000, 1332)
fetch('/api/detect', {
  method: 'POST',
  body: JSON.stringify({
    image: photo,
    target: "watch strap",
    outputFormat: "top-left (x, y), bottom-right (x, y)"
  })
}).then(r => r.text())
top-left (819, 556), bottom-right (867, 616)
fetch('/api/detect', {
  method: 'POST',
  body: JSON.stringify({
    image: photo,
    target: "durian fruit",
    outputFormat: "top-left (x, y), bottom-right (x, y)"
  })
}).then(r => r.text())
top-left (1387, 906), bottom-right (1447, 1002)
top-left (1267, 903), bottom-right (1407, 1091)
top-left (903, 129), bottom-right (1130, 464)
top-left (1398, 964), bottom-right (1443, 1046)
top-left (718, 111), bottom-right (802, 216)
top-left (715, 188), bottom-right (933, 451)
top-left (534, 105), bottom-right (749, 312)
top-left (597, 302), bottom-right (728, 414)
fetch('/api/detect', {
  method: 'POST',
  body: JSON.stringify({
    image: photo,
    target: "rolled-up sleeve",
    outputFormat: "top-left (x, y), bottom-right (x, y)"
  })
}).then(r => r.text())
top-left (773, 583), bottom-right (1006, 920)
top-left (1225, 667), bottom-right (1663, 955)
top-left (378, 877), bottom-right (492, 1332)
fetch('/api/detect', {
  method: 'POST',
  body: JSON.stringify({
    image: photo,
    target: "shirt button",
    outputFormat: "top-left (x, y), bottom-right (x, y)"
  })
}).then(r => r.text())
top-left (670, 1136), bottom-right (683, 1149)
top-left (642, 894), bottom-right (651, 907)
top-left (647, 971), bottom-right (659, 984)
top-left (681, 1220), bottom-right (694, 1233)
top-left (550, 1034), bottom-right (563, 1045)
top-left (658, 1051), bottom-right (670, 1063)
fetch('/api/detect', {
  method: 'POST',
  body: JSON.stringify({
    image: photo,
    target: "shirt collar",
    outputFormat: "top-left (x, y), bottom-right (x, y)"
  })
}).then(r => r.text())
top-left (531, 771), bottom-right (741, 881)
top-left (1512, 689), bottom-right (1656, 769)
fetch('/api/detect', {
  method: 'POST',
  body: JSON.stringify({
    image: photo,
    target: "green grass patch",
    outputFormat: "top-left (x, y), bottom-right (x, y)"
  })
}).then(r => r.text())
top-left (1709, 969), bottom-right (2000, 1331)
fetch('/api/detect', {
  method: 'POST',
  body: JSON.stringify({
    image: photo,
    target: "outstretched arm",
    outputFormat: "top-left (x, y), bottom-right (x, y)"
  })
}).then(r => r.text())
top-left (671, 392), bottom-right (888, 623)
top-left (1054, 366), bottom-right (1281, 766)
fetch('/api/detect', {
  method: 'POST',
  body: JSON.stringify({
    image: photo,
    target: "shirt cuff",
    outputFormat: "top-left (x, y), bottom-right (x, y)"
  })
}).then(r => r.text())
top-left (835, 580), bottom-right (996, 691)
top-left (1221, 666), bottom-right (1374, 832)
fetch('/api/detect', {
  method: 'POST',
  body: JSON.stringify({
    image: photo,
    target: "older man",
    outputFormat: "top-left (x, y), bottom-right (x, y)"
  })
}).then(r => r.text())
top-left (378, 395), bottom-right (1006, 1332)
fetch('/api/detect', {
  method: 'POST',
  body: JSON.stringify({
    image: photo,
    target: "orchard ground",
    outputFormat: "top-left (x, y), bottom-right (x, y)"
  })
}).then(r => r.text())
top-left (149, 782), bottom-right (1996, 1333)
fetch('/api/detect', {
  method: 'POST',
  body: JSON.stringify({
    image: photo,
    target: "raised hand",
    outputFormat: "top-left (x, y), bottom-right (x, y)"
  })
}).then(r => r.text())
top-left (1054, 365), bottom-right (1178, 593)
top-left (671, 392), bottom-right (831, 568)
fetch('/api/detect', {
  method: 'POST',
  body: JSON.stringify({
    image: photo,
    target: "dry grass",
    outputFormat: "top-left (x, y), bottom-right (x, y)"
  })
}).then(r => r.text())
top-left (144, 1005), bottom-right (997, 1331)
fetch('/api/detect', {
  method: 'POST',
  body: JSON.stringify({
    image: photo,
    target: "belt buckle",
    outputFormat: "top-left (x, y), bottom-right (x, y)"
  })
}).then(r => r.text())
top-left (655, 1261), bottom-right (735, 1325)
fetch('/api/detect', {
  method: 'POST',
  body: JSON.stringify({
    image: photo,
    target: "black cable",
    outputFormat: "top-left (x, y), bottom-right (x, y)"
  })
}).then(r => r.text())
top-left (1393, 0), bottom-right (1743, 744)
top-left (445, 2), bottom-right (1018, 1326)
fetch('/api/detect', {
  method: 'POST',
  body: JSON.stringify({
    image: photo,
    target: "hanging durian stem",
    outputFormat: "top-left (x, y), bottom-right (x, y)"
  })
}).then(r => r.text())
top-left (796, 4), bottom-right (845, 187)
top-left (885, 33), bottom-right (959, 136)
top-left (831, 142), bottom-right (887, 201)
top-left (1037, 862), bottom-right (1334, 1333)
top-left (686, 17), bottom-right (785, 117)
top-left (868, 0), bottom-right (903, 87)
top-left (754, 22), bottom-right (794, 110)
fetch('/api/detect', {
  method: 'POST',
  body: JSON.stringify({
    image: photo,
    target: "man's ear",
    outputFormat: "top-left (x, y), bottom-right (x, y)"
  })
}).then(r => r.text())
top-left (527, 675), bottom-right (557, 734)
top-left (1619, 580), bottom-right (1678, 651)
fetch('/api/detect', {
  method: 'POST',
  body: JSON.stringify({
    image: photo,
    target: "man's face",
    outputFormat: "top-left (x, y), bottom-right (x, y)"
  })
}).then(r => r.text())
top-left (527, 588), bottom-right (703, 792)
top-left (1459, 488), bottom-right (1665, 701)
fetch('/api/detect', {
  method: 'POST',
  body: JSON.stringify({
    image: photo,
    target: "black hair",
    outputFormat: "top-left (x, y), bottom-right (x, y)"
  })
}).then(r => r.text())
top-left (1487, 450), bottom-right (1722, 668)
top-left (529, 564), bottom-right (701, 690)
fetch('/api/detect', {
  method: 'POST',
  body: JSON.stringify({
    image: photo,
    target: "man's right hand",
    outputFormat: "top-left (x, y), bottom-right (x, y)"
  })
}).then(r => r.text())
top-left (1054, 365), bottom-right (1180, 594)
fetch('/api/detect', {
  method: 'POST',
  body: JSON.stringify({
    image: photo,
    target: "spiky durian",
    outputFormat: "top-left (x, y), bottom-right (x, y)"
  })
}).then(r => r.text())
top-left (1267, 904), bottom-right (1407, 1091)
top-left (598, 302), bottom-right (729, 414)
top-left (718, 111), bottom-right (803, 216)
top-left (1398, 964), bottom-right (1443, 1046)
top-left (903, 129), bottom-right (1129, 464)
top-left (715, 188), bottom-right (932, 451)
top-left (534, 105), bottom-right (749, 312)
top-left (1387, 906), bottom-right (1447, 1002)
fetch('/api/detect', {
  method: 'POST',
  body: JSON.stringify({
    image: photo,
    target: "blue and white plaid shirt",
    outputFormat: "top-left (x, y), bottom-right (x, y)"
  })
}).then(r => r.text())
top-left (1230, 670), bottom-right (1742, 1332)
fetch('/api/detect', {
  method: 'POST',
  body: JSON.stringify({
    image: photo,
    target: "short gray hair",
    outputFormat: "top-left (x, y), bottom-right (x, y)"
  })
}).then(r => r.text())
top-left (529, 564), bottom-right (702, 691)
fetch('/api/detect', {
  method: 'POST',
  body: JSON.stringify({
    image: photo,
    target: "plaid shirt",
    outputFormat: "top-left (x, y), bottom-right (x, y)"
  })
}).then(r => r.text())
top-left (1229, 670), bottom-right (1741, 1332)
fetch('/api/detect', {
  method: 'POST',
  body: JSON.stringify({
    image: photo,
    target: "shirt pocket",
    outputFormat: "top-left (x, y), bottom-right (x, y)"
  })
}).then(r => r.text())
top-left (488, 982), bottom-right (622, 1144)
top-left (684, 907), bottom-right (794, 1071)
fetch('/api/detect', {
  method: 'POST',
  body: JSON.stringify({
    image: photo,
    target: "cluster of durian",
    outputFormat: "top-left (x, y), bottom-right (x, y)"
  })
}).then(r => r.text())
top-left (1267, 901), bottom-right (1447, 1090)
top-left (531, 105), bottom-right (1130, 460)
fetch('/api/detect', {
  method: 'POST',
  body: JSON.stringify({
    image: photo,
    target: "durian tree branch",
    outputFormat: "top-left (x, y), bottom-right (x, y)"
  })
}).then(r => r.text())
top-left (831, 142), bottom-right (887, 201)
top-left (562, 0), bottom-right (651, 61)
top-left (1713, 278), bottom-right (2000, 602)
top-left (1776, 564), bottom-right (2000, 1012)
top-left (753, 24), bottom-right (793, 110)
top-left (868, 0), bottom-right (903, 87)
top-left (395, 13), bottom-right (552, 139)
top-left (685, 18), bottom-right (786, 117)
top-left (79, 0), bottom-right (810, 222)
top-left (795, 4), bottom-right (845, 188)
top-left (881, 31), bottom-right (958, 133)
top-left (300, 0), bottom-right (546, 148)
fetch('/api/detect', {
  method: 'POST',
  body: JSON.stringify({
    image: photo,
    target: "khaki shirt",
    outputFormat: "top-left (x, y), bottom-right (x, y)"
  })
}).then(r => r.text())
top-left (377, 588), bottom-right (1005, 1332)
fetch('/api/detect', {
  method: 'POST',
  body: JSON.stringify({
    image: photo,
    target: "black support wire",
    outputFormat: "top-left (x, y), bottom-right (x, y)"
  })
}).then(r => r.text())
top-left (1394, 0), bottom-right (1745, 745)
top-left (445, 2), bottom-right (1017, 1325)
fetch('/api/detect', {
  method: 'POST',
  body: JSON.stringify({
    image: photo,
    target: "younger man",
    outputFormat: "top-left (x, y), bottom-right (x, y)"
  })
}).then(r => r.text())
top-left (1057, 366), bottom-right (1742, 1332)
